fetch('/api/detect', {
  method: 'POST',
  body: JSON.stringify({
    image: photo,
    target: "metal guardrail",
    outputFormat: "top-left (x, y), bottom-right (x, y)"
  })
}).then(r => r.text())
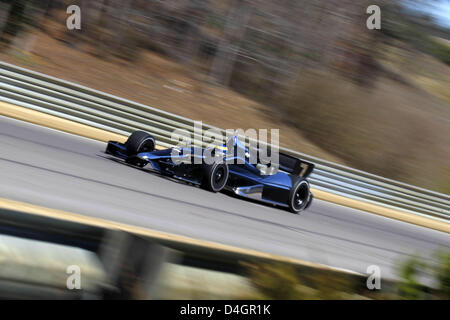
top-left (0, 61), bottom-right (449, 221)
top-left (1, 206), bottom-right (384, 299)
top-left (0, 207), bottom-right (255, 299)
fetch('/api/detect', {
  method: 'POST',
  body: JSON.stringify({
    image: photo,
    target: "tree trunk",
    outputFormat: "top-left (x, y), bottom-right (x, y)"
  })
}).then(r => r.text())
top-left (209, 0), bottom-right (252, 86)
top-left (0, 3), bottom-right (11, 35)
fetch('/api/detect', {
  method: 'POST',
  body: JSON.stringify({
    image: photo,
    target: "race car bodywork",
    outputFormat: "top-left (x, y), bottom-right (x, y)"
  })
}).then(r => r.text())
top-left (106, 131), bottom-right (314, 213)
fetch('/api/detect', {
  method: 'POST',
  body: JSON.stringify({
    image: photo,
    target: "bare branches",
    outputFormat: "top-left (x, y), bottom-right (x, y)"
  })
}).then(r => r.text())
top-left (3, 0), bottom-right (405, 90)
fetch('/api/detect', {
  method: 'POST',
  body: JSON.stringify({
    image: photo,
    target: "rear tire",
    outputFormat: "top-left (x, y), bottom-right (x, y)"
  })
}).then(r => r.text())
top-left (126, 131), bottom-right (155, 154)
top-left (202, 163), bottom-right (229, 192)
top-left (288, 179), bottom-right (311, 214)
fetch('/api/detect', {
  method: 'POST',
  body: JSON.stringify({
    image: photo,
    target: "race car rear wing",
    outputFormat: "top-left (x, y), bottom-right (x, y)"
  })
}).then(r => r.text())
top-left (278, 152), bottom-right (315, 178)
top-left (251, 144), bottom-right (315, 178)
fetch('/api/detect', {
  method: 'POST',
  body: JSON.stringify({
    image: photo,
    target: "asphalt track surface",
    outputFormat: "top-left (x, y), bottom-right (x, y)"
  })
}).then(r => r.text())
top-left (0, 115), bottom-right (448, 281)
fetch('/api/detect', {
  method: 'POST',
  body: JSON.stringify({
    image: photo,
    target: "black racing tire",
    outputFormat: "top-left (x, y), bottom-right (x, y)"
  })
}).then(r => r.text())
top-left (305, 193), bottom-right (314, 210)
top-left (125, 131), bottom-right (155, 154)
top-left (288, 179), bottom-right (311, 214)
top-left (202, 162), bottom-right (229, 192)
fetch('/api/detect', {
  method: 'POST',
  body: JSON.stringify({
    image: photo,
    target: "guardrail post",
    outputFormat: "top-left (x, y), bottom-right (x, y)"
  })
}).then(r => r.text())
top-left (98, 230), bottom-right (178, 299)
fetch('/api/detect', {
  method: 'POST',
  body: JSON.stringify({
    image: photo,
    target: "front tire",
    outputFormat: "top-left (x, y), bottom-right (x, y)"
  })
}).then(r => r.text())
top-left (202, 163), bottom-right (229, 192)
top-left (126, 131), bottom-right (155, 154)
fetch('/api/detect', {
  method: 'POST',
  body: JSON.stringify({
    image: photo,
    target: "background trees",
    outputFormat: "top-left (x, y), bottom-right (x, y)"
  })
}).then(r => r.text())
top-left (1, 0), bottom-right (449, 192)
top-left (1, 0), bottom-right (448, 92)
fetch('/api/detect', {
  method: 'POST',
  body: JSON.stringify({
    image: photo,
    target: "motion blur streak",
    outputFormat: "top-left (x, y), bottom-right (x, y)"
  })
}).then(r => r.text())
top-left (1, 101), bottom-right (448, 232)
top-left (0, 115), bottom-right (448, 282)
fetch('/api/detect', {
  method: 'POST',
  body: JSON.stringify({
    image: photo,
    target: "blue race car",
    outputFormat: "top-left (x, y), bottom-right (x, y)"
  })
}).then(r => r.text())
top-left (106, 131), bottom-right (314, 213)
